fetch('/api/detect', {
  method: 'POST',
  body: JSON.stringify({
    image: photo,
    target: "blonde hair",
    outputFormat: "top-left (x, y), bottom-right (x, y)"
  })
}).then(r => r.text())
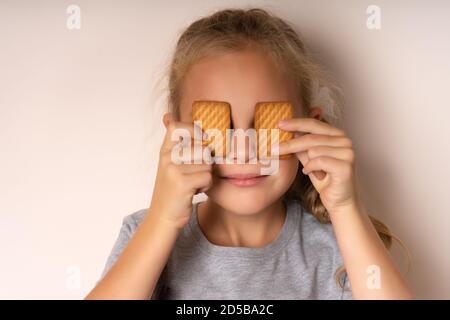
top-left (165, 7), bottom-right (396, 287)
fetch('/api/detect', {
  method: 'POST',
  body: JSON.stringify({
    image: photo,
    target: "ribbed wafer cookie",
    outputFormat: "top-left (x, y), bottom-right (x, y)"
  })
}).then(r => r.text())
top-left (255, 102), bottom-right (294, 160)
top-left (192, 101), bottom-right (231, 157)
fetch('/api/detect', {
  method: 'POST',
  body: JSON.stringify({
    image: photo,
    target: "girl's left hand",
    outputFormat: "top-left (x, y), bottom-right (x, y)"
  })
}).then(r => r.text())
top-left (277, 116), bottom-right (357, 214)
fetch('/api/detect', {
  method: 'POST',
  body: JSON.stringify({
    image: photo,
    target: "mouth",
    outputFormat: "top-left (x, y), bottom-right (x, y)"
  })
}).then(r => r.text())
top-left (219, 173), bottom-right (269, 187)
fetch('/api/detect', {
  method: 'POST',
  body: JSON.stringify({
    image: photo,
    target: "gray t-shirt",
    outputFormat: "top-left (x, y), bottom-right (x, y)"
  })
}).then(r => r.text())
top-left (101, 199), bottom-right (352, 299)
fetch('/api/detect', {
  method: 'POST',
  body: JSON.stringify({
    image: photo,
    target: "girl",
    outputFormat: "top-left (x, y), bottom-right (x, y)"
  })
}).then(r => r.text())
top-left (86, 8), bottom-right (413, 300)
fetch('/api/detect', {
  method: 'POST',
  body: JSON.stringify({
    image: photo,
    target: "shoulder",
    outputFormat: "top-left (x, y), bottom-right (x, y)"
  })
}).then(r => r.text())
top-left (99, 208), bottom-right (148, 280)
top-left (120, 208), bottom-right (148, 235)
top-left (294, 200), bottom-right (336, 243)
top-left (288, 199), bottom-right (350, 296)
top-left (288, 199), bottom-right (341, 256)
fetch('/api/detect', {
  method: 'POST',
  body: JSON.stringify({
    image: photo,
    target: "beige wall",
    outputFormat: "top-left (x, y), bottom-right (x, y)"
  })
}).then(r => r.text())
top-left (0, 0), bottom-right (448, 299)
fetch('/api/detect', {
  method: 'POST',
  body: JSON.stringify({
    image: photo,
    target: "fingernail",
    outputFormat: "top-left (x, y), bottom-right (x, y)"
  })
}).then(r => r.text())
top-left (278, 120), bottom-right (286, 127)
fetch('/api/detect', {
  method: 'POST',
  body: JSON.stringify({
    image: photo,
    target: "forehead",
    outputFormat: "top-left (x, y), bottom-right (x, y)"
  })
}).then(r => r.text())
top-left (178, 48), bottom-right (299, 121)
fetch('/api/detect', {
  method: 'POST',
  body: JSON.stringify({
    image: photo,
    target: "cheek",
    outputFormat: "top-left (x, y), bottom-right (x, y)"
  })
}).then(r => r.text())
top-left (274, 158), bottom-right (299, 190)
top-left (178, 107), bottom-right (191, 122)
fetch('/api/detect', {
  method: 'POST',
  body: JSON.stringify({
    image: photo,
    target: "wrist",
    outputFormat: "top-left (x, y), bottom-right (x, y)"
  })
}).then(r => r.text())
top-left (143, 209), bottom-right (184, 235)
top-left (328, 196), bottom-right (363, 219)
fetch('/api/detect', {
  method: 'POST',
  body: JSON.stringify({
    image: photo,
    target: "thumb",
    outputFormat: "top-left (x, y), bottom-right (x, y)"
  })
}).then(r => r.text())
top-left (297, 150), bottom-right (327, 181)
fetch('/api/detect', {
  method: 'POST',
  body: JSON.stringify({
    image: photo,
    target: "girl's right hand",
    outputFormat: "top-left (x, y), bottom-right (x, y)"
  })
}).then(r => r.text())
top-left (148, 113), bottom-right (213, 230)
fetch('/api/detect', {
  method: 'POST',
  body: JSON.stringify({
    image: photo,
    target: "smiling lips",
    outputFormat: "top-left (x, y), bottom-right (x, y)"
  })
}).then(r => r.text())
top-left (220, 173), bottom-right (269, 187)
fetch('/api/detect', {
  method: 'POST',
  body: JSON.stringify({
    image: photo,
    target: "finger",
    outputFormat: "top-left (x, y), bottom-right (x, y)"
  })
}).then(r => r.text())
top-left (161, 121), bottom-right (202, 152)
top-left (180, 163), bottom-right (212, 174)
top-left (297, 150), bottom-right (326, 180)
top-left (297, 150), bottom-right (309, 167)
top-left (278, 134), bottom-right (352, 155)
top-left (169, 144), bottom-right (213, 164)
top-left (302, 156), bottom-right (349, 175)
top-left (185, 171), bottom-right (213, 192)
top-left (306, 146), bottom-right (355, 163)
top-left (278, 117), bottom-right (345, 136)
top-left (313, 170), bottom-right (327, 180)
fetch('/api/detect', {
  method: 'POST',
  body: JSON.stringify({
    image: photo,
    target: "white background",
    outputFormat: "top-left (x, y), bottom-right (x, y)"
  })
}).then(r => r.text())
top-left (0, 0), bottom-right (449, 299)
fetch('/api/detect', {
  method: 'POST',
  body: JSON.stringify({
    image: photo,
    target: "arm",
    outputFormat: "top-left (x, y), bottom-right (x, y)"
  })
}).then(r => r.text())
top-left (278, 116), bottom-right (414, 299)
top-left (85, 212), bottom-right (180, 300)
top-left (329, 198), bottom-right (414, 299)
top-left (86, 113), bottom-right (212, 299)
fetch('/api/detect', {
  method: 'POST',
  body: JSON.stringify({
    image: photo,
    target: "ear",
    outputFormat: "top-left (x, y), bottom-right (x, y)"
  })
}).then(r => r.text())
top-left (162, 112), bottom-right (173, 128)
top-left (308, 106), bottom-right (323, 121)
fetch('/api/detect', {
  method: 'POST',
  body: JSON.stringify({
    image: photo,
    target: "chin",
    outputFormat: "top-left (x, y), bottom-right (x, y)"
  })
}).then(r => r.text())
top-left (205, 159), bottom-right (299, 215)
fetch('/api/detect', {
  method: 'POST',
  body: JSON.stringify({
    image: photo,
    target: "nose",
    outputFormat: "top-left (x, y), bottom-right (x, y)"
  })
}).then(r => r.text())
top-left (227, 117), bottom-right (258, 163)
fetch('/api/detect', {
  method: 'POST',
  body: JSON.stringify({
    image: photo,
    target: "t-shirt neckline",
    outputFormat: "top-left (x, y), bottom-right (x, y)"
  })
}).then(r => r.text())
top-left (188, 198), bottom-right (300, 260)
